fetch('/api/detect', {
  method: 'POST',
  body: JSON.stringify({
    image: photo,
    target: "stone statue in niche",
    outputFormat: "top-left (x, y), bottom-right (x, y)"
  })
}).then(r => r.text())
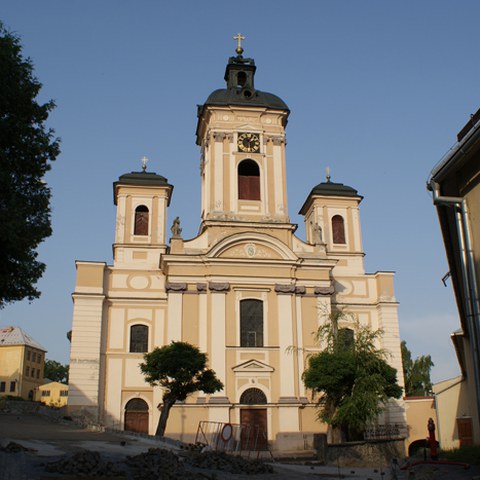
top-left (171, 217), bottom-right (182, 238)
top-left (311, 221), bottom-right (325, 246)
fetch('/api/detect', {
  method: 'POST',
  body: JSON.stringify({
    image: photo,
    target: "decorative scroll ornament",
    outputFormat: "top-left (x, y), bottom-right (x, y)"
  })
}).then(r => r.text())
top-left (165, 282), bottom-right (187, 292)
top-left (275, 284), bottom-right (296, 294)
top-left (209, 282), bottom-right (230, 292)
top-left (314, 285), bottom-right (335, 296)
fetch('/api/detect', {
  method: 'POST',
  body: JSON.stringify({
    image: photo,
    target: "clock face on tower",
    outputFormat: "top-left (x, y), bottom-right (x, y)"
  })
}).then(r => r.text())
top-left (237, 132), bottom-right (260, 153)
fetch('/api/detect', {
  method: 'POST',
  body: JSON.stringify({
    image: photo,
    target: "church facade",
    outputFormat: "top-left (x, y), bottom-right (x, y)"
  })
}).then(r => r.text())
top-left (68, 45), bottom-right (406, 450)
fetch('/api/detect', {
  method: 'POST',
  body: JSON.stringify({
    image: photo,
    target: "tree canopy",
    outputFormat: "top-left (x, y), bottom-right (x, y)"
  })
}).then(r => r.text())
top-left (44, 359), bottom-right (69, 383)
top-left (140, 341), bottom-right (223, 436)
top-left (302, 310), bottom-right (402, 441)
top-left (0, 22), bottom-right (60, 307)
top-left (401, 340), bottom-right (434, 396)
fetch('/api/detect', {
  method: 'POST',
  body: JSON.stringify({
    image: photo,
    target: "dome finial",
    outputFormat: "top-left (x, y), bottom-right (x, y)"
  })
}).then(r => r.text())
top-left (233, 32), bottom-right (245, 56)
top-left (141, 156), bottom-right (149, 172)
top-left (326, 166), bottom-right (331, 183)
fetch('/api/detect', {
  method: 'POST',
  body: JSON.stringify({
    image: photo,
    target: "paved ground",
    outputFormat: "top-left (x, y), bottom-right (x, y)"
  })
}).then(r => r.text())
top-left (1, 412), bottom-right (479, 479)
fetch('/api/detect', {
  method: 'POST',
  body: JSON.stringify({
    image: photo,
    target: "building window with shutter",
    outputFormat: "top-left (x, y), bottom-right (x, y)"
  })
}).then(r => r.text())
top-left (130, 325), bottom-right (148, 353)
top-left (134, 205), bottom-right (149, 235)
top-left (9, 382), bottom-right (15, 392)
top-left (332, 215), bottom-right (346, 244)
top-left (240, 299), bottom-right (263, 347)
top-left (238, 160), bottom-right (260, 200)
top-left (0, 382), bottom-right (5, 392)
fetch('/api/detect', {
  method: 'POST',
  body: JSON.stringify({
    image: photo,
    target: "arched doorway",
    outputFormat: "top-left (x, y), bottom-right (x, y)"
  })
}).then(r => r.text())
top-left (239, 388), bottom-right (268, 450)
top-left (124, 398), bottom-right (149, 434)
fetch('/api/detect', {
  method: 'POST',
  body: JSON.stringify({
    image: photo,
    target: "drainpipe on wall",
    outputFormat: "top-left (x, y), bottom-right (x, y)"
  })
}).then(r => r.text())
top-left (429, 181), bottom-right (480, 426)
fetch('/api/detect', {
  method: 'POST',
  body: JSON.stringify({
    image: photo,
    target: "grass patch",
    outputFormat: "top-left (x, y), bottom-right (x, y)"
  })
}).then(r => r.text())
top-left (441, 445), bottom-right (480, 465)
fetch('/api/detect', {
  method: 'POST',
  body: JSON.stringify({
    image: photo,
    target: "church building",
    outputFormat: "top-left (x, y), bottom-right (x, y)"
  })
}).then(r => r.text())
top-left (68, 40), bottom-right (406, 451)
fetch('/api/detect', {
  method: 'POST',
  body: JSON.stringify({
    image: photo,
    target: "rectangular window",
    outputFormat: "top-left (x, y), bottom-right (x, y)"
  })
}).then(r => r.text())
top-left (41, 390), bottom-right (50, 397)
top-left (32, 352), bottom-right (36, 362)
top-left (25, 366), bottom-right (30, 377)
top-left (27, 350), bottom-right (31, 361)
top-left (31, 368), bottom-right (35, 378)
top-left (9, 382), bottom-right (15, 393)
top-left (0, 382), bottom-right (5, 392)
top-left (37, 354), bottom-right (41, 364)
top-left (60, 390), bottom-right (68, 397)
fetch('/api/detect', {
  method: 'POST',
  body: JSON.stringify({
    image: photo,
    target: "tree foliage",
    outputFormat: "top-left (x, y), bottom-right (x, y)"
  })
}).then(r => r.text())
top-left (140, 341), bottom-right (223, 436)
top-left (44, 359), bottom-right (69, 383)
top-left (401, 340), bottom-right (434, 396)
top-left (0, 22), bottom-right (60, 307)
top-left (302, 310), bottom-right (402, 440)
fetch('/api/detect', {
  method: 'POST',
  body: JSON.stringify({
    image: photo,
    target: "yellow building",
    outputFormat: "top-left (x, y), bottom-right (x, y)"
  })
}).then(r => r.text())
top-left (35, 381), bottom-right (69, 407)
top-left (68, 44), bottom-right (406, 451)
top-left (0, 326), bottom-right (46, 400)
top-left (428, 107), bottom-right (480, 447)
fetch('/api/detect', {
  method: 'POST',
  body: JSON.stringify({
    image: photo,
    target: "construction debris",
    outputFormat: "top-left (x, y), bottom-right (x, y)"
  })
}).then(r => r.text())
top-left (0, 441), bottom-right (37, 453)
top-left (45, 450), bottom-right (124, 477)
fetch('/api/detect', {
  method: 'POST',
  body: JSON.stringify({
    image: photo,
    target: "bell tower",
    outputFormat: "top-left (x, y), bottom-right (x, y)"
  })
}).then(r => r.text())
top-left (113, 157), bottom-right (173, 268)
top-left (195, 37), bottom-right (291, 231)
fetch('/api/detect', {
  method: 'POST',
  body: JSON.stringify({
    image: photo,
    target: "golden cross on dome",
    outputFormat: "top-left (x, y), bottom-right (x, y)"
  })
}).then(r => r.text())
top-left (233, 32), bottom-right (245, 55)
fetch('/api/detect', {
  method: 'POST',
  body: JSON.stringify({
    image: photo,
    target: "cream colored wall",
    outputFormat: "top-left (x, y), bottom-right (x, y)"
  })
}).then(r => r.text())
top-left (404, 397), bottom-right (437, 450)
top-left (433, 376), bottom-right (470, 450)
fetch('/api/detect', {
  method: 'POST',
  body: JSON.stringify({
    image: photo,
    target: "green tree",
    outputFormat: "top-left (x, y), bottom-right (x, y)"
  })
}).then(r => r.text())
top-left (140, 341), bottom-right (223, 437)
top-left (401, 340), bottom-right (434, 396)
top-left (0, 22), bottom-right (60, 307)
top-left (302, 310), bottom-right (402, 441)
top-left (44, 359), bottom-right (69, 383)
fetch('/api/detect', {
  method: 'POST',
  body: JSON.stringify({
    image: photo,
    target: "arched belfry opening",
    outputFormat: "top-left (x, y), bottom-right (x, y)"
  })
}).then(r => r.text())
top-left (238, 160), bottom-right (260, 201)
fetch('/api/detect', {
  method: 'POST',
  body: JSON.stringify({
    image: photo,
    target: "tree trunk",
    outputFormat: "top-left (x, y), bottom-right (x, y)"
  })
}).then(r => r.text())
top-left (155, 396), bottom-right (175, 437)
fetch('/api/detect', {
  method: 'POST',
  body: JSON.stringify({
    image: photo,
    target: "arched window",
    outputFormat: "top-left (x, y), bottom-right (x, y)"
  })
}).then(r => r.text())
top-left (332, 215), bottom-right (346, 244)
top-left (130, 324), bottom-right (148, 353)
top-left (134, 205), bottom-right (149, 235)
top-left (240, 299), bottom-right (263, 347)
top-left (238, 160), bottom-right (260, 200)
top-left (338, 328), bottom-right (354, 351)
top-left (240, 388), bottom-right (267, 404)
top-left (237, 71), bottom-right (247, 87)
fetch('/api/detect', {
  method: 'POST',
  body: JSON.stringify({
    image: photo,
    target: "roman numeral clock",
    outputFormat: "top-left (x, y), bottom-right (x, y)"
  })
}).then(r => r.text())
top-left (237, 132), bottom-right (260, 153)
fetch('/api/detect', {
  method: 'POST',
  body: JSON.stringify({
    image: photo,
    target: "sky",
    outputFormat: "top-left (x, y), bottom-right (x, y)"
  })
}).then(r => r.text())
top-left (2, 1), bottom-right (480, 384)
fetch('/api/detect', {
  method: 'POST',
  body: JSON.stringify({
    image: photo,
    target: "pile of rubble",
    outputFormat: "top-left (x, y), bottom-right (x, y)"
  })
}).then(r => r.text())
top-left (0, 441), bottom-right (37, 453)
top-left (42, 447), bottom-right (275, 479)
top-left (126, 448), bottom-right (212, 479)
top-left (45, 450), bottom-right (124, 477)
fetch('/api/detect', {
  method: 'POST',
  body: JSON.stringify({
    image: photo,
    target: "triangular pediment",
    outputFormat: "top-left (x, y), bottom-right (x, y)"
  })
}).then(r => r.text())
top-left (232, 359), bottom-right (274, 373)
top-left (236, 123), bottom-right (260, 132)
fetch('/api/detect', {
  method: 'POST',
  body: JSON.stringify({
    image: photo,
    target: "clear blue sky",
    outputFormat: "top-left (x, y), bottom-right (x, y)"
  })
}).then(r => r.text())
top-left (2, 1), bottom-right (479, 383)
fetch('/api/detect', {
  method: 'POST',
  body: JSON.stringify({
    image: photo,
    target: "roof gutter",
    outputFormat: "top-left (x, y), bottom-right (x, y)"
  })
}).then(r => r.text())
top-left (428, 180), bottom-right (480, 420)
